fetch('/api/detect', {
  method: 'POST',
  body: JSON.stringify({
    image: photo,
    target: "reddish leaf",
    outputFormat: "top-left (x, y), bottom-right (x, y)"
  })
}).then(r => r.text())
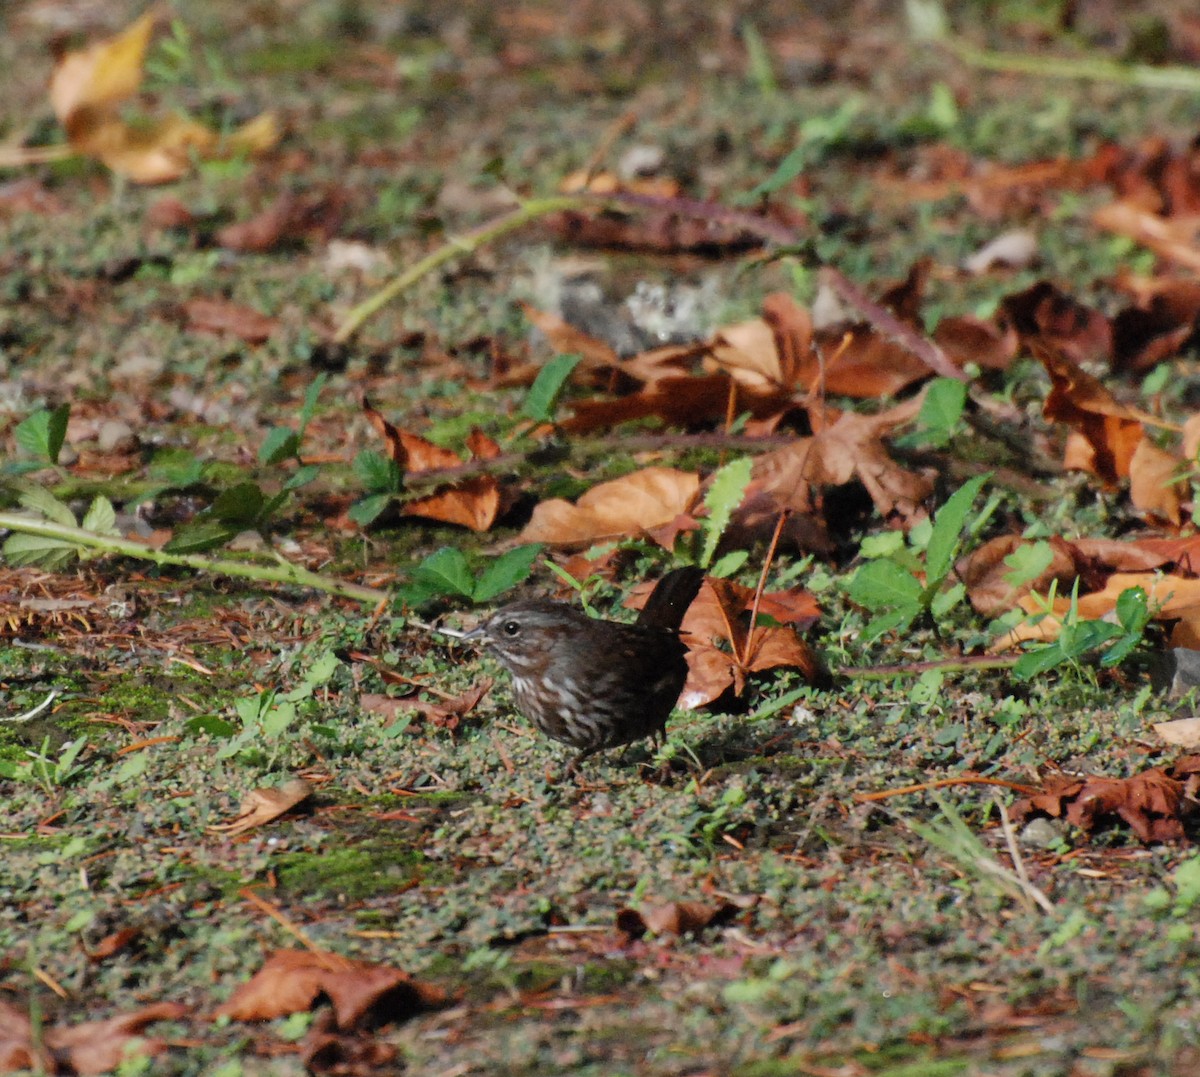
top-left (615, 899), bottom-right (739, 937)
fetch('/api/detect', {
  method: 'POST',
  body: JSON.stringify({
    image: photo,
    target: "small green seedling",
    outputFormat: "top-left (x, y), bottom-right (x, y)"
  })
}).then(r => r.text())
top-left (847, 473), bottom-right (993, 641)
top-left (397, 544), bottom-right (542, 607)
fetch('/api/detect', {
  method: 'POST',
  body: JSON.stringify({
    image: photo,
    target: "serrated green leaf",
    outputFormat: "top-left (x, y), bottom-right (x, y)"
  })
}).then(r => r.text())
top-left (353, 450), bottom-right (402, 494)
top-left (81, 496), bottom-right (118, 536)
top-left (2, 532), bottom-right (80, 569)
top-left (18, 485), bottom-right (76, 527)
top-left (474, 544), bottom-right (542, 602)
top-left (848, 559), bottom-right (922, 612)
top-left (521, 353), bottom-right (583, 422)
top-left (259, 426), bottom-right (299, 466)
top-left (14, 404), bottom-right (70, 464)
top-left (700, 457), bottom-right (752, 569)
top-left (1002, 540), bottom-right (1055, 588)
top-left (925, 473), bottom-right (990, 583)
top-left (348, 494), bottom-right (391, 527)
top-left (859, 531), bottom-right (906, 559)
top-left (1115, 586), bottom-right (1150, 631)
top-left (163, 519), bottom-right (238, 554)
top-left (209, 482), bottom-right (265, 527)
top-left (413, 547), bottom-right (475, 598)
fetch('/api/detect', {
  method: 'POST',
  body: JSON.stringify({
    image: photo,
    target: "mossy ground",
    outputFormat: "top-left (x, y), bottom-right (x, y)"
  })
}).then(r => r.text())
top-left (4, 1), bottom-right (1200, 1074)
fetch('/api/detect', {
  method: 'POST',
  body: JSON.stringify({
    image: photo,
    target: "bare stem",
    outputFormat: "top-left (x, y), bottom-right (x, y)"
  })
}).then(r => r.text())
top-left (0, 512), bottom-right (387, 605)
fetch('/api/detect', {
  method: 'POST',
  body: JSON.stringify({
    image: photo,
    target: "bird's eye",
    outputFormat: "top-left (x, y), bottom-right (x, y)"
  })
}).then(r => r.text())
top-left (502, 620), bottom-right (520, 637)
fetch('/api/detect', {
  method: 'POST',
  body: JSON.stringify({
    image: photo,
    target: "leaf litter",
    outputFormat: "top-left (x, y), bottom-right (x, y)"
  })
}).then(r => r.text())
top-left (11, 3), bottom-right (1200, 1072)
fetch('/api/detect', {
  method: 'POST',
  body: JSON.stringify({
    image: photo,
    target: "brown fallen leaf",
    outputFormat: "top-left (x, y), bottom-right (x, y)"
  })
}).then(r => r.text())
top-left (1010, 759), bottom-right (1200, 844)
top-left (208, 778), bottom-right (314, 837)
top-left (1128, 435), bottom-right (1186, 526)
top-left (216, 189), bottom-right (347, 253)
top-left (615, 899), bottom-right (740, 937)
top-left (361, 680), bottom-right (492, 731)
top-left (214, 949), bottom-right (447, 1029)
top-left (667, 578), bottom-right (824, 708)
top-left (1002, 281), bottom-right (1113, 367)
top-left (183, 298), bottom-right (279, 345)
top-left (0, 999), bottom-right (186, 1076)
top-left (520, 466), bottom-right (700, 547)
top-left (1034, 341), bottom-right (1146, 485)
top-left (748, 393), bottom-right (933, 531)
top-left (361, 398), bottom-right (506, 532)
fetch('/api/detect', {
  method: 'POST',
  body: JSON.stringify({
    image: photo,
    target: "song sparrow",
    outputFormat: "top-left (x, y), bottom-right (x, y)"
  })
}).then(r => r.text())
top-left (461, 567), bottom-right (704, 769)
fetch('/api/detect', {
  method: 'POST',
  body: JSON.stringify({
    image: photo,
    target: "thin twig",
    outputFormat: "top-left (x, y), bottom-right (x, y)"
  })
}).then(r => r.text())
top-left (856, 775), bottom-right (1040, 803)
top-left (742, 509), bottom-right (789, 668)
top-left (820, 267), bottom-right (967, 383)
top-left (3, 689), bottom-right (57, 723)
top-left (838, 655), bottom-right (1020, 680)
top-left (239, 888), bottom-right (349, 968)
top-left (994, 790), bottom-right (1055, 914)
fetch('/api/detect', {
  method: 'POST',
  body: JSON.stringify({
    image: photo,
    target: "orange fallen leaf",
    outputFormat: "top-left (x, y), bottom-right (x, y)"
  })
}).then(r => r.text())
top-left (520, 466), bottom-right (700, 547)
top-left (208, 778), bottom-right (314, 837)
top-left (214, 949), bottom-right (446, 1029)
top-left (361, 398), bottom-right (505, 531)
top-left (672, 578), bottom-right (823, 708)
top-left (1128, 435), bottom-right (1186, 526)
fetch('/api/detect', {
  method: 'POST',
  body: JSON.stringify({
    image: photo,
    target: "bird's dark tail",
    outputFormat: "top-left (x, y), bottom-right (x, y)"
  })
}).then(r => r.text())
top-left (636, 566), bottom-right (705, 632)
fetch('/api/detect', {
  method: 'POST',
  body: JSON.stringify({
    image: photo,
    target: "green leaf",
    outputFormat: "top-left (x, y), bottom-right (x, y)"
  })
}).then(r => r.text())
top-left (209, 482), bottom-right (265, 527)
top-left (925, 473), bottom-right (990, 583)
top-left (413, 547), bottom-right (475, 598)
top-left (1115, 586), bottom-right (1150, 632)
top-left (929, 580), bottom-right (966, 619)
top-left (259, 426), bottom-right (299, 466)
top-left (700, 457), bottom-right (752, 568)
top-left (848, 559), bottom-right (922, 612)
top-left (163, 519), bottom-right (239, 554)
top-left (80, 496), bottom-right (118, 535)
top-left (1002, 540), bottom-right (1055, 588)
top-left (709, 549), bottom-right (750, 578)
top-left (14, 404), bottom-right (70, 464)
top-left (474, 544), bottom-right (542, 603)
top-left (862, 605), bottom-right (920, 643)
top-left (913, 377), bottom-right (967, 448)
top-left (283, 464), bottom-right (321, 493)
top-left (1013, 642), bottom-right (1067, 681)
top-left (298, 373), bottom-right (328, 437)
top-left (353, 450), bottom-right (402, 493)
top-left (2, 532), bottom-right (80, 569)
top-left (184, 715), bottom-right (235, 738)
top-left (521, 353), bottom-right (583, 422)
top-left (17, 485), bottom-right (76, 527)
top-left (348, 494), bottom-right (391, 526)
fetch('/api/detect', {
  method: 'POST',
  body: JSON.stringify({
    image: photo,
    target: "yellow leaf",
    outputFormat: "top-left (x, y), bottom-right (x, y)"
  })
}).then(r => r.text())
top-left (50, 12), bottom-right (155, 122)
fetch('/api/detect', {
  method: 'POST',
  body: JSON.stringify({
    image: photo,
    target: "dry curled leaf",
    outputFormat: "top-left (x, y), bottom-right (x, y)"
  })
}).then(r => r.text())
top-left (1011, 759), bottom-right (1200, 844)
top-left (215, 949), bottom-right (447, 1029)
top-left (208, 778), bottom-right (314, 837)
top-left (183, 298), bottom-right (279, 345)
top-left (520, 466), bottom-right (700, 547)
